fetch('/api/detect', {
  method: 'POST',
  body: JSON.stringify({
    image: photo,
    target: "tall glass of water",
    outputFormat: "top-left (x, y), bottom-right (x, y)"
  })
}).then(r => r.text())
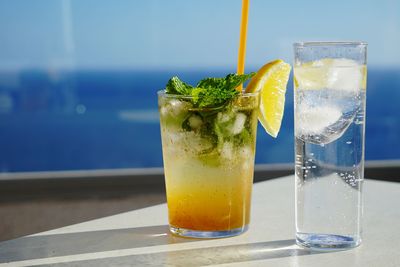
top-left (294, 42), bottom-right (367, 250)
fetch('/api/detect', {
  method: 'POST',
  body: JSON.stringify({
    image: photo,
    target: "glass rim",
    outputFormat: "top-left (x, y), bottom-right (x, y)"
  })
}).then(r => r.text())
top-left (157, 90), bottom-right (260, 99)
top-left (294, 41), bottom-right (367, 48)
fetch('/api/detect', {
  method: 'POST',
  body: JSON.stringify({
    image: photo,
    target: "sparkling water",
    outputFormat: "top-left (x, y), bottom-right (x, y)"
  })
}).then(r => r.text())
top-left (294, 64), bottom-right (366, 249)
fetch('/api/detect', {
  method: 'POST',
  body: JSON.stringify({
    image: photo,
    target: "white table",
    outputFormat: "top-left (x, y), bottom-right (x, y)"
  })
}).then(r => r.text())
top-left (0, 176), bottom-right (399, 266)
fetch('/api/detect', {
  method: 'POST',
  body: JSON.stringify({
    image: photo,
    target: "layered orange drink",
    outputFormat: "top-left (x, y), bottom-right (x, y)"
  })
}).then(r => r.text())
top-left (159, 61), bottom-right (291, 238)
top-left (159, 86), bottom-right (259, 237)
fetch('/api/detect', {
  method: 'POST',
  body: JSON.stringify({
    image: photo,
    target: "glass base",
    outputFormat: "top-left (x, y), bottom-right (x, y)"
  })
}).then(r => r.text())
top-left (170, 225), bottom-right (248, 239)
top-left (296, 233), bottom-right (361, 251)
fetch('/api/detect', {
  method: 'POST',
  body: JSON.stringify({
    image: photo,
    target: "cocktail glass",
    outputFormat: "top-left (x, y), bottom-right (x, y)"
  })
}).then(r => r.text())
top-left (158, 91), bottom-right (259, 238)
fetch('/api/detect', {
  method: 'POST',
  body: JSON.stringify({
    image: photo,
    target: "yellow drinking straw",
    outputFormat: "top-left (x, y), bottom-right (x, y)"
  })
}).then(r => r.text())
top-left (236, 0), bottom-right (250, 92)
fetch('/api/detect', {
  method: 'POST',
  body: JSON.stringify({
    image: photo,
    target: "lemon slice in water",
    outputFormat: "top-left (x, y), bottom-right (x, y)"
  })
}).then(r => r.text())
top-left (245, 59), bottom-right (291, 137)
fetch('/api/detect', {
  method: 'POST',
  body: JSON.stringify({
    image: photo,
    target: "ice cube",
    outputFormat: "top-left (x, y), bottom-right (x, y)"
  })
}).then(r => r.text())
top-left (168, 99), bottom-right (191, 117)
top-left (163, 131), bottom-right (185, 154)
top-left (326, 59), bottom-right (362, 91)
top-left (295, 58), bottom-right (362, 91)
top-left (217, 111), bottom-right (233, 123)
top-left (188, 115), bottom-right (203, 129)
top-left (188, 132), bottom-right (213, 152)
top-left (165, 131), bottom-right (184, 145)
top-left (297, 105), bottom-right (342, 135)
top-left (221, 142), bottom-right (234, 160)
top-left (230, 113), bottom-right (246, 135)
top-left (296, 104), bottom-right (358, 145)
top-left (160, 106), bottom-right (168, 116)
top-left (169, 132), bottom-right (212, 154)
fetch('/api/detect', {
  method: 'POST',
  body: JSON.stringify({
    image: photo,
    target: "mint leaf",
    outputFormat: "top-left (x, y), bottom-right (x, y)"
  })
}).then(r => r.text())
top-left (191, 87), bottom-right (239, 108)
top-left (166, 76), bottom-right (193, 95)
top-left (164, 73), bottom-right (255, 108)
top-left (196, 73), bottom-right (255, 91)
top-left (224, 72), bottom-right (256, 89)
top-left (196, 77), bottom-right (225, 89)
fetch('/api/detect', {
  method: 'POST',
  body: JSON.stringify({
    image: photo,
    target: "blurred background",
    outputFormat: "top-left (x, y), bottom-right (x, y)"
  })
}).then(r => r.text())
top-left (0, 0), bottom-right (399, 241)
top-left (0, 0), bottom-right (399, 172)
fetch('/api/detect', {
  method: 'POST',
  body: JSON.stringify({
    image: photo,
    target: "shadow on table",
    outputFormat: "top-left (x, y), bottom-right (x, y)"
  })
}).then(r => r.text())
top-left (0, 224), bottom-right (191, 263)
top-left (0, 224), bottom-right (326, 265)
top-left (43, 239), bottom-right (325, 266)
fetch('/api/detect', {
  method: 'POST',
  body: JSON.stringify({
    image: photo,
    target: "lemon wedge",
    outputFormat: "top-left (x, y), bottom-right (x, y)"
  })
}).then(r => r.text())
top-left (245, 59), bottom-right (291, 137)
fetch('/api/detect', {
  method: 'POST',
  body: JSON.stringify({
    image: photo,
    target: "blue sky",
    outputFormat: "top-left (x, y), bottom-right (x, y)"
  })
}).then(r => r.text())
top-left (0, 0), bottom-right (399, 70)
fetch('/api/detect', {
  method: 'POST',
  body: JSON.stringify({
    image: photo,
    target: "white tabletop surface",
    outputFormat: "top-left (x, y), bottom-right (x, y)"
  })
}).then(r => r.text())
top-left (0, 175), bottom-right (399, 267)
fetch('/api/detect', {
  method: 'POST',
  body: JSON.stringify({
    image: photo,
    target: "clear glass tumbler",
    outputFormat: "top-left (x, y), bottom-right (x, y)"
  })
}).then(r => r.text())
top-left (158, 91), bottom-right (259, 238)
top-left (294, 42), bottom-right (367, 250)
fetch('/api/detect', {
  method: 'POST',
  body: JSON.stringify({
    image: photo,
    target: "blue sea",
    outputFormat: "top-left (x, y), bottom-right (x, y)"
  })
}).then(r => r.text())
top-left (0, 68), bottom-right (399, 172)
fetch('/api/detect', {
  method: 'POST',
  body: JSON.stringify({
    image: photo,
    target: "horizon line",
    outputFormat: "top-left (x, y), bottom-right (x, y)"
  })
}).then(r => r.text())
top-left (0, 64), bottom-right (399, 72)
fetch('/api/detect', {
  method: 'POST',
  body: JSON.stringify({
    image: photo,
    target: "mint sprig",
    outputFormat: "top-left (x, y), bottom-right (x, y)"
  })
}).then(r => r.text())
top-left (164, 73), bottom-right (255, 108)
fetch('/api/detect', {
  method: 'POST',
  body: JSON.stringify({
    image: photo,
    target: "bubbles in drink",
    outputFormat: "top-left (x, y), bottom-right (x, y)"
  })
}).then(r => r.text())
top-left (294, 58), bottom-right (366, 249)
